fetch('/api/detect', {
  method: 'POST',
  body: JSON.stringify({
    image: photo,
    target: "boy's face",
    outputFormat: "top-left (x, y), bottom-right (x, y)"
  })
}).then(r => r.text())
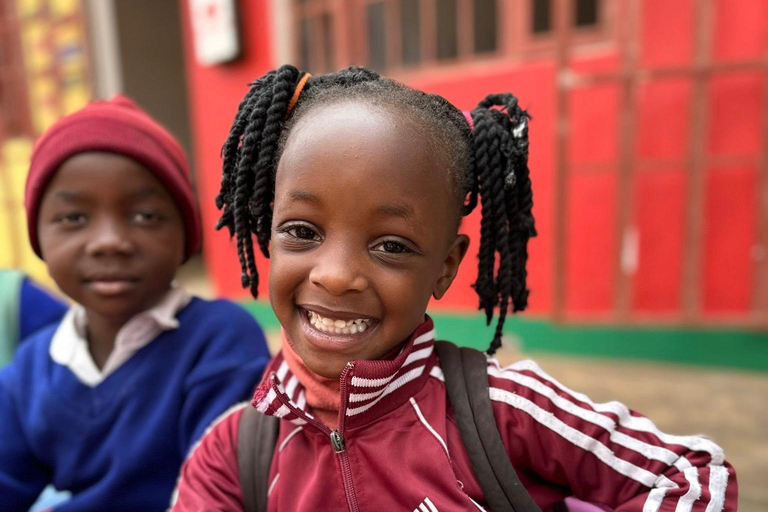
top-left (37, 152), bottom-right (185, 326)
top-left (271, 102), bottom-right (468, 379)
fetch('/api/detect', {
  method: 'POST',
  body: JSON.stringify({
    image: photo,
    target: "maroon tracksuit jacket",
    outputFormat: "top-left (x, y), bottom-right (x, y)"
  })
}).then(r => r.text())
top-left (171, 318), bottom-right (737, 511)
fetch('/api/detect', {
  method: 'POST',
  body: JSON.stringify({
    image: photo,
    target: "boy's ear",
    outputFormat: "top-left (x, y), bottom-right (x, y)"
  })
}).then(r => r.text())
top-left (433, 234), bottom-right (470, 300)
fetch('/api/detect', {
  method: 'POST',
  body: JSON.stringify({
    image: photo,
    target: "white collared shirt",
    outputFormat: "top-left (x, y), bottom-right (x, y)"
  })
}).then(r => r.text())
top-left (49, 286), bottom-right (192, 387)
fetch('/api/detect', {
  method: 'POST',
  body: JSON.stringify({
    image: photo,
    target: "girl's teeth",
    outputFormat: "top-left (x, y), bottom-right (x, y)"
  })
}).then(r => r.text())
top-left (307, 310), bottom-right (371, 335)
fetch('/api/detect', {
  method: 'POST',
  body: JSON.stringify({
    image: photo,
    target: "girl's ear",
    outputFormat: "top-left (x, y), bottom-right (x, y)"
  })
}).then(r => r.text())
top-left (433, 234), bottom-right (470, 300)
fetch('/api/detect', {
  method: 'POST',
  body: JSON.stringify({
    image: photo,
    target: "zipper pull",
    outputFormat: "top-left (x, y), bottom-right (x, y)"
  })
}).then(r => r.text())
top-left (330, 429), bottom-right (346, 453)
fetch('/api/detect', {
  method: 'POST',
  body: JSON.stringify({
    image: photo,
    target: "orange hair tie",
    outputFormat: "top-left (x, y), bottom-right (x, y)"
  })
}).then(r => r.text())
top-left (286, 73), bottom-right (312, 118)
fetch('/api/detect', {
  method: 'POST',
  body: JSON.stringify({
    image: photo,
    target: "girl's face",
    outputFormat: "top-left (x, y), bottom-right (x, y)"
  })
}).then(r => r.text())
top-left (270, 102), bottom-right (468, 378)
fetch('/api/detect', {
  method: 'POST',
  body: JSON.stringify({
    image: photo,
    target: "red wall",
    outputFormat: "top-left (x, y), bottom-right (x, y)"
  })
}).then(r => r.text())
top-left (179, 0), bottom-right (275, 299)
top-left (180, 0), bottom-right (767, 323)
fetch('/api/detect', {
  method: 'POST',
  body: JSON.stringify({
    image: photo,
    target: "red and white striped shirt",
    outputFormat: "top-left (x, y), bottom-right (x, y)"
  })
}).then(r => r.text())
top-left (171, 317), bottom-right (736, 512)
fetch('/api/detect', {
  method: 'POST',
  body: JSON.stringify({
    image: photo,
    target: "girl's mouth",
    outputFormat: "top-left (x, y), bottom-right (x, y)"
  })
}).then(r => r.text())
top-left (298, 307), bottom-right (379, 348)
top-left (306, 310), bottom-right (372, 335)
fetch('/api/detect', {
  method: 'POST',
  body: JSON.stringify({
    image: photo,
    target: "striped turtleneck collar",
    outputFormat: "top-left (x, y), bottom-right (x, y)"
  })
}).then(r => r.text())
top-left (252, 316), bottom-right (438, 431)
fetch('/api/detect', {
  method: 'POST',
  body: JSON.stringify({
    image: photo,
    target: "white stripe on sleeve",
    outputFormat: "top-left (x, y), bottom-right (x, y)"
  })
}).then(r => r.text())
top-left (675, 467), bottom-right (702, 512)
top-left (703, 465), bottom-right (729, 512)
top-left (488, 366), bottom-right (692, 470)
top-left (489, 387), bottom-right (678, 490)
top-left (500, 360), bottom-right (725, 464)
top-left (643, 487), bottom-right (667, 512)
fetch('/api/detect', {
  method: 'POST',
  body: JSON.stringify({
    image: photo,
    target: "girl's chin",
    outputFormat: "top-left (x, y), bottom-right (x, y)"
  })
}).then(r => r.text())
top-left (294, 347), bottom-right (354, 380)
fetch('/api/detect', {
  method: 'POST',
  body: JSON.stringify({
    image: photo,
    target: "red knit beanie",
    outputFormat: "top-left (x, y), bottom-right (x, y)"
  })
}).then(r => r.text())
top-left (25, 96), bottom-right (201, 261)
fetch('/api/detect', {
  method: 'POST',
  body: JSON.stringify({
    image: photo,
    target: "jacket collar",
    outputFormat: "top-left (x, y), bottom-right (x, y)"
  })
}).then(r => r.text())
top-left (252, 316), bottom-right (437, 431)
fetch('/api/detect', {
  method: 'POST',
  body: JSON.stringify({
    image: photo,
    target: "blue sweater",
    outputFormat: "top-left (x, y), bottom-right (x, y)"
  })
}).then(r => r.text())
top-left (0, 297), bottom-right (270, 512)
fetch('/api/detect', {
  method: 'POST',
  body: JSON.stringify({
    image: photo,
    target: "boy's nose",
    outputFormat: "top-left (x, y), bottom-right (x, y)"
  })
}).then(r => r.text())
top-left (85, 219), bottom-right (134, 256)
top-left (309, 248), bottom-right (369, 296)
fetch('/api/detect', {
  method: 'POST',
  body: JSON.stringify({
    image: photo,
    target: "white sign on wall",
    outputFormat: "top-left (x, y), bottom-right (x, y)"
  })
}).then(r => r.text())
top-left (189, 0), bottom-right (240, 66)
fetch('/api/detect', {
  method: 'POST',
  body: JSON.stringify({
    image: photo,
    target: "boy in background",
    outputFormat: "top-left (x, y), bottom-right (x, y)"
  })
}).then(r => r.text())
top-left (0, 96), bottom-right (270, 511)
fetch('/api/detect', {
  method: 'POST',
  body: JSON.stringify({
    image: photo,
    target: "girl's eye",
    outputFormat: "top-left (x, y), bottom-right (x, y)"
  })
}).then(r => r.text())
top-left (287, 225), bottom-right (320, 241)
top-left (372, 240), bottom-right (412, 254)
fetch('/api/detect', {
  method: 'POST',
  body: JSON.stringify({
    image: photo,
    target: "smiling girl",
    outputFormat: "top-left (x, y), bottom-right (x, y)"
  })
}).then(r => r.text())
top-left (171, 66), bottom-right (736, 512)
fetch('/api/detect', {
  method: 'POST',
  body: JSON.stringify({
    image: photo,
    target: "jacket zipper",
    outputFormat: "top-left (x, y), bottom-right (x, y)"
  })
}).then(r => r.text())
top-left (271, 363), bottom-right (361, 512)
top-left (333, 362), bottom-right (360, 512)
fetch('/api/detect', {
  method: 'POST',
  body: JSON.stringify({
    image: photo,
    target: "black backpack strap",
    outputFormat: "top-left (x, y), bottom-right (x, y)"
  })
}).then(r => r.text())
top-left (460, 345), bottom-right (542, 512)
top-left (435, 341), bottom-right (511, 510)
top-left (237, 405), bottom-right (280, 512)
top-left (434, 340), bottom-right (541, 512)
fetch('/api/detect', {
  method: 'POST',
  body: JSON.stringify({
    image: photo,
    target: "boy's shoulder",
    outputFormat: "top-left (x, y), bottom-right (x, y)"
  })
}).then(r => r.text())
top-left (179, 297), bottom-right (262, 330)
top-left (173, 297), bottom-right (269, 358)
top-left (0, 321), bottom-right (60, 385)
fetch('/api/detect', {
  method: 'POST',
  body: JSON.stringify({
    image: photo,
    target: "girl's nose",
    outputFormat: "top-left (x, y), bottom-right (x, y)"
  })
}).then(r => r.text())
top-left (85, 218), bottom-right (135, 257)
top-left (309, 246), bottom-right (369, 296)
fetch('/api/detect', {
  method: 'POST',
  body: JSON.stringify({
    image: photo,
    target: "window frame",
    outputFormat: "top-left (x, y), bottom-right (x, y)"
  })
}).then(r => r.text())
top-left (291, 0), bottom-right (615, 78)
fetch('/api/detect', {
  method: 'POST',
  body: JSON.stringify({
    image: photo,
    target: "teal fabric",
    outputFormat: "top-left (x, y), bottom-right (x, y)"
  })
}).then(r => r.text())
top-left (0, 270), bottom-right (25, 367)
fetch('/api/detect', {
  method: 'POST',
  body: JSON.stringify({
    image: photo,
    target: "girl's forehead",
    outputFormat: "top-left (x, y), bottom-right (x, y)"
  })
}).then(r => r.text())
top-left (274, 104), bottom-right (455, 224)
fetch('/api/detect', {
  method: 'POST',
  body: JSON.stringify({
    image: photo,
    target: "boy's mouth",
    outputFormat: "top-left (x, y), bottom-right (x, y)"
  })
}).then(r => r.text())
top-left (84, 274), bottom-right (140, 296)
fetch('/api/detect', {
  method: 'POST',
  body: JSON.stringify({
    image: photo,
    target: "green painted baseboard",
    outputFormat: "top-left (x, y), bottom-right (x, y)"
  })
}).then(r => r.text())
top-left (240, 301), bottom-right (768, 372)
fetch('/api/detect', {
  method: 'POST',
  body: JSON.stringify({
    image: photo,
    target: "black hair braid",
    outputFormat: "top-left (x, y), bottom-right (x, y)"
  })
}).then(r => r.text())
top-left (217, 73), bottom-right (275, 223)
top-left (216, 66), bottom-right (534, 355)
top-left (469, 93), bottom-right (534, 354)
top-left (222, 71), bottom-right (279, 295)
top-left (490, 124), bottom-right (513, 355)
top-left (471, 109), bottom-right (499, 325)
top-left (509, 105), bottom-right (536, 312)
top-left (251, 66), bottom-right (303, 257)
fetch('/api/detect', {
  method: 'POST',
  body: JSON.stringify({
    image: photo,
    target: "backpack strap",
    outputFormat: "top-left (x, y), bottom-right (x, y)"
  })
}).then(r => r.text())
top-left (237, 405), bottom-right (280, 512)
top-left (434, 340), bottom-right (541, 512)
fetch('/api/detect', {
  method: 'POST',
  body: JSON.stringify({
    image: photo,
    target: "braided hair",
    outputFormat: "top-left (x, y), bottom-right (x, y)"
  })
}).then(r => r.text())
top-left (216, 64), bottom-right (535, 355)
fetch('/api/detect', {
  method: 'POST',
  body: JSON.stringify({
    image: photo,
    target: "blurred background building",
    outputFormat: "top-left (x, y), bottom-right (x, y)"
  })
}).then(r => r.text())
top-left (1, 0), bottom-right (767, 508)
top-left (2, 0), bottom-right (766, 367)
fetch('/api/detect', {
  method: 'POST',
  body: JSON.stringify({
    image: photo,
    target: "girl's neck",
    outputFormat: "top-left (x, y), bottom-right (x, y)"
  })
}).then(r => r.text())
top-left (280, 332), bottom-right (407, 429)
top-left (281, 337), bottom-right (340, 428)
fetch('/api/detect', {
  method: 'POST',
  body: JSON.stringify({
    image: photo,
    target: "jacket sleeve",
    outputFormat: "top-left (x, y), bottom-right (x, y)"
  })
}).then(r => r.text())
top-left (178, 307), bottom-right (271, 456)
top-left (487, 359), bottom-right (737, 511)
top-left (170, 407), bottom-right (245, 512)
top-left (0, 367), bottom-right (49, 511)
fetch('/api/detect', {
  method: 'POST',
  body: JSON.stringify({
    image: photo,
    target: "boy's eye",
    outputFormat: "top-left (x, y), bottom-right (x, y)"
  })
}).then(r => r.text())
top-left (56, 213), bottom-right (87, 226)
top-left (132, 212), bottom-right (160, 223)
